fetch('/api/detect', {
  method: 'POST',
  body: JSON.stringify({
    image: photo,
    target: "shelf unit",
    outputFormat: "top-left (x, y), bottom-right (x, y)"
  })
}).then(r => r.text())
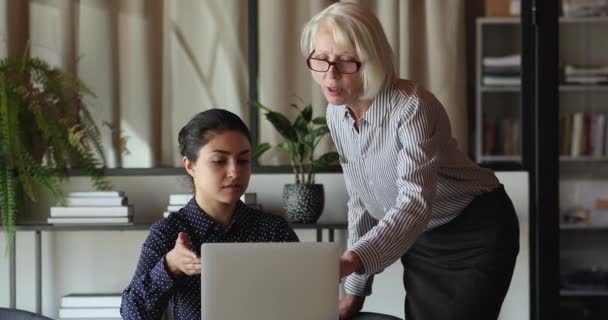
top-left (476, 17), bottom-right (608, 165)
top-left (477, 16), bottom-right (608, 318)
top-left (7, 222), bottom-right (347, 314)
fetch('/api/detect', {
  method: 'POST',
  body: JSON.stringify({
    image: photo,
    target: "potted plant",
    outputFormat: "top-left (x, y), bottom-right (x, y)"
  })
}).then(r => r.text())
top-left (253, 101), bottom-right (339, 223)
top-left (0, 52), bottom-right (114, 250)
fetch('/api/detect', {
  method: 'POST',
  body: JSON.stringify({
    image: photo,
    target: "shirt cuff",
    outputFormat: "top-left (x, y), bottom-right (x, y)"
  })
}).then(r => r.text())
top-left (150, 256), bottom-right (177, 292)
top-left (344, 273), bottom-right (373, 296)
top-left (351, 240), bottom-right (383, 276)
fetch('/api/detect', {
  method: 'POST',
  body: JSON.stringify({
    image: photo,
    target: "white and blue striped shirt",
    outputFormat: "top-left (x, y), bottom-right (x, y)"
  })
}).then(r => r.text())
top-left (328, 79), bottom-right (500, 296)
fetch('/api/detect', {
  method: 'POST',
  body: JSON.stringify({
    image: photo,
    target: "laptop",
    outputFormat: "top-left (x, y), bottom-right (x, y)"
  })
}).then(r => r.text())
top-left (201, 242), bottom-right (340, 320)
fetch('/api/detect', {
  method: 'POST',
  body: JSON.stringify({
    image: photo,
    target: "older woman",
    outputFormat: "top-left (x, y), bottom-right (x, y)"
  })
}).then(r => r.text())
top-left (301, 3), bottom-right (519, 320)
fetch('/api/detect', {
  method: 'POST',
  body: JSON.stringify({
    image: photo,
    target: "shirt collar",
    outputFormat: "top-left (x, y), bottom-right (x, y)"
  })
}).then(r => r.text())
top-left (339, 86), bottom-right (392, 128)
top-left (183, 198), bottom-right (249, 235)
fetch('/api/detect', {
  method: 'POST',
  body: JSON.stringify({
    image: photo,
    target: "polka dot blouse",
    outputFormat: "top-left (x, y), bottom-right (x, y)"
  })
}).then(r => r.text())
top-left (120, 198), bottom-right (299, 320)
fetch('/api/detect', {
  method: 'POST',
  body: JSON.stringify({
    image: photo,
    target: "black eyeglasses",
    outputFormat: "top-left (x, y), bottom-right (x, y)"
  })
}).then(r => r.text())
top-left (306, 51), bottom-right (362, 74)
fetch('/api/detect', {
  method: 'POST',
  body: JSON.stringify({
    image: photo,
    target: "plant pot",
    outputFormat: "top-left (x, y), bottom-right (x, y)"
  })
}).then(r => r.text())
top-left (282, 184), bottom-right (325, 224)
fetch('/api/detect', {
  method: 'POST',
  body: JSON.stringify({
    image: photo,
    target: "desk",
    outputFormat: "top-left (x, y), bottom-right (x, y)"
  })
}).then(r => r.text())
top-left (9, 222), bottom-right (347, 314)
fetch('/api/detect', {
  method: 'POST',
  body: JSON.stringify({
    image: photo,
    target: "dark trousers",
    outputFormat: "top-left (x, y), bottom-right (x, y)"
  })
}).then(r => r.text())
top-left (401, 185), bottom-right (520, 320)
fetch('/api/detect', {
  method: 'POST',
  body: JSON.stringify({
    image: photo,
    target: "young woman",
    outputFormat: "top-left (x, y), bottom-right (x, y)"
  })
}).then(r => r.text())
top-left (121, 109), bottom-right (299, 320)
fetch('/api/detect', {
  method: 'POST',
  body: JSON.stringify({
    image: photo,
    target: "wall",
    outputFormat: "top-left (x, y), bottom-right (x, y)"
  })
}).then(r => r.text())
top-left (0, 171), bottom-right (528, 319)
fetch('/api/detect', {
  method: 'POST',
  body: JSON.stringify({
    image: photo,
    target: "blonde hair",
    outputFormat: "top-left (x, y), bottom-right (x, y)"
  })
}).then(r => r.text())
top-left (300, 2), bottom-right (396, 100)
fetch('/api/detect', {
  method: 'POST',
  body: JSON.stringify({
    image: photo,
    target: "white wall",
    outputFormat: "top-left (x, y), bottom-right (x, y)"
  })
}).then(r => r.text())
top-left (0, 171), bottom-right (528, 319)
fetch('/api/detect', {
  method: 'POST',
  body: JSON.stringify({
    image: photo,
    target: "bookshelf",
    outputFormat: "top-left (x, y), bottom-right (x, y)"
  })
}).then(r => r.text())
top-left (8, 222), bottom-right (347, 315)
top-left (476, 17), bottom-right (608, 165)
top-left (476, 16), bottom-right (608, 317)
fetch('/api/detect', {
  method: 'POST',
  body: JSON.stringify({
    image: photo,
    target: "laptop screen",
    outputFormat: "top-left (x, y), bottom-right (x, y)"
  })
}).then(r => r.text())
top-left (201, 242), bottom-right (340, 320)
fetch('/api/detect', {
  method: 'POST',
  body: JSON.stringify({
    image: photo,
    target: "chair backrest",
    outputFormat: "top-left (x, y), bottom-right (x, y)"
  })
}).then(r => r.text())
top-left (351, 311), bottom-right (403, 320)
top-left (0, 308), bottom-right (54, 320)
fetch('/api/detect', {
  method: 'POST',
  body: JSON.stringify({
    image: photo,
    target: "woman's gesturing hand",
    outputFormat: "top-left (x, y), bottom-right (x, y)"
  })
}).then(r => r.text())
top-left (165, 232), bottom-right (201, 276)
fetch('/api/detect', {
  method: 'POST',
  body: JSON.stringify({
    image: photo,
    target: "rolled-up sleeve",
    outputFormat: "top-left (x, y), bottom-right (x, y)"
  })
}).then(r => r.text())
top-left (344, 195), bottom-right (377, 296)
top-left (351, 97), bottom-right (440, 276)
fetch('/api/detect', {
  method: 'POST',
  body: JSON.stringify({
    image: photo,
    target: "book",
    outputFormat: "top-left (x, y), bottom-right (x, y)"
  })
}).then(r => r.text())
top-left (240, 193), bottom-right (257, 205)
top-left (592, 113), bottom-right (606, 157)
top-left (50, 206), bottom-right (132, 217)
top-left (68, 191), bottom-right (125, 198)
top-left (166, 205), bottom-right (183, 212)
top-left (65, 196), bottom-right (127, 207)
top-left (482, 54), bottom-right (521, 67)
top-left (169, 194), bottom-right (192, 205)
top-left (59, 307), bottom-right (121, 318)
top-left (571, 112), bottom-right (584, 156)
top-left (482, 76), bottom-right (521, 86)
top-left (48, 217), bottom-right (131, 224)
top-left (61, 293), bottom-right (122, 308)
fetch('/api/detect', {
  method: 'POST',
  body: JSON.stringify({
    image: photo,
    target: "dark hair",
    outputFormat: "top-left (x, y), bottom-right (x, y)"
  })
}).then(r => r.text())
top-left (178, 108), bottom-right (251, 162)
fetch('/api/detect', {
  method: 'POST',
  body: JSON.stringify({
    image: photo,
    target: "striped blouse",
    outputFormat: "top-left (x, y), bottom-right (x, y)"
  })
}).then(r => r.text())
top-left (327, 79), bottom-right (500, 296)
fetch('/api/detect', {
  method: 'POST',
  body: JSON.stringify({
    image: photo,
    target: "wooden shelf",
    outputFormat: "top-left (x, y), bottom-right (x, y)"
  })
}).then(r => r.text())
top-left (561, 289), bottom-right (608, 296)
top-left (477, 16), bottom-right (608, 25)
top-left (560, 156), bottom-right (608, 162)
top-left (481, 86), bottom-right (521, 92)
top-left (560, 224), bottom-right (608, 230)
top-left (559, 85), bottom-right (608, 92)
top-left (480, 85), bottom-right (608, 92)
top-left (479, 155), bottom-right (521, 162)
top-left (15, 222), bottom-right (348, 232)
top-left (477, 17), bottom-right (520, 25)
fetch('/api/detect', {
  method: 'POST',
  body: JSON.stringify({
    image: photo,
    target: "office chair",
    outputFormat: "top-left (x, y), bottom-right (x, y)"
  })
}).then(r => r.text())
top-left (351, 311), bottom-right (403, 320)
top-left (0, 308), bottom-right (54, 320)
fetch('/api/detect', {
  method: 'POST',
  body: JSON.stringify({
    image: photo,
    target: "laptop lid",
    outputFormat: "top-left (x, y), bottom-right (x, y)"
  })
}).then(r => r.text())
top-left (201, 242), bottom-right (340, 320)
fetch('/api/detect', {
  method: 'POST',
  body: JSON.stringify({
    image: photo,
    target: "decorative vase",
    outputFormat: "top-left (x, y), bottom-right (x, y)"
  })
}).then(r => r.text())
top-left (282, 184), bottom-right (325, 224)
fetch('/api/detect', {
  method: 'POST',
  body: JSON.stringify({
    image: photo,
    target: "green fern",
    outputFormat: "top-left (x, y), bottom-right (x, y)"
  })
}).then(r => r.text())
top-left (0, 51), bottom-right (115, 253)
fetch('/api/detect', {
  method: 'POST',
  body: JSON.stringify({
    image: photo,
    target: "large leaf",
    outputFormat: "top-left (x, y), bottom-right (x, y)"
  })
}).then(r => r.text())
top-left (293, 104), bottom-right (312, 133)
top-left (264, 112), bottom-right (298, 142)
top-left (278, 141), bottom-right (298, 159)
top-left (312, 116), bottom-right (327, 125)
top-left (252, 143), bottom-right (271, 160)
top-left (314, 152), bottom-right (340, 167)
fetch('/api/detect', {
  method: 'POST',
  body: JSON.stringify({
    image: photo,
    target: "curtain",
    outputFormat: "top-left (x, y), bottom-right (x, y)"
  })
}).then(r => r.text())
top-left (1, 0), bottom-right (249, 168)
top-left (257, 0), bottom-right (468, 165)
top-left (2, 0), bottom-right (467, 167)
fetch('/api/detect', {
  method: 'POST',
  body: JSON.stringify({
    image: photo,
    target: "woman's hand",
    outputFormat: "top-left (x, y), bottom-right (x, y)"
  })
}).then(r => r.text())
top-left (339, 294), bottom-right (365, 319)
top-left (165, 232), bottom-right (201, 276)
top-left (340, 250), bottom-right (363, 278)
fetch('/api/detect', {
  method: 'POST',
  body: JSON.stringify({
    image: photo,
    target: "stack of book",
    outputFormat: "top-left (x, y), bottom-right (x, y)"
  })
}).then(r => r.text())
top-left (560, 112), bottom-right (608, 157)
top-left (162, 193), bottom-right (192, 218)
top-left (241, 193), bottom-right (261, 210)
top-left (564, 65), bottom-right (608, 85)
top-left (58, 293), bottom-right (122, 319)
top-left (482, 115), bottom-right (521, 156)
top-left (49, 191), bottom-right (132, 225)
top-left (482, 54), bottom-right (521, 86)
top-left (161, 193), bottom-right (261, 218)
top-left (562, 0), bottom-right (608, 17)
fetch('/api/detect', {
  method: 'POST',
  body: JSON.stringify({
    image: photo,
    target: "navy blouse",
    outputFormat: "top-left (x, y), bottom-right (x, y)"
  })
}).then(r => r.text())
top-left (121, 199), bottom-right (299, 320)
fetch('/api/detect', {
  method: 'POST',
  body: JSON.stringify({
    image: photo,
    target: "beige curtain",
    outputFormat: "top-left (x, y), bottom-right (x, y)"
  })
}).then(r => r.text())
top-left (258, 0), bottom-right (468, 165)
top-left (2, 0), bottom-right (467, 167)
top-left (1, 0), bottom-right (249, 168)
